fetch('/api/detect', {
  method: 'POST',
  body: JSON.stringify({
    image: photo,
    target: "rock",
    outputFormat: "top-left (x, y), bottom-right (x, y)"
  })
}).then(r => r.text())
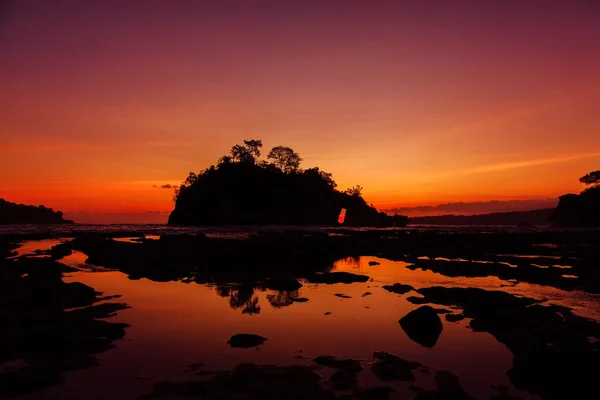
top-left (362, 292), bottom-right (372, 297)
top-left (313, 356), bottom-right (362, 372)
top-left (370, 351), bottom-right (421, 381)
top-left (382, 283), bottom-right (414, 295)
top-left (227, 334), bottom-right (268, 348)
top-left (368, 261), bottom-right (380, 266)
top-left (412, 370), bottom-right (474, 400)
top-left (264, 277), bottom-right (303, 291)
top-left (338, 386), bottom-right (395, 399)
top-left (324, 312), bottom-right (332, 315)
top-left (308, 272), bottom-right (370, 284)
top-left (140, 363), bottom-right (336, 399)
top-left (445, 313), bottom-right (465, 322)
top-left (334, 293), bottom-right (352, 298)
top-left (399, 306), bottom-right (443, 348)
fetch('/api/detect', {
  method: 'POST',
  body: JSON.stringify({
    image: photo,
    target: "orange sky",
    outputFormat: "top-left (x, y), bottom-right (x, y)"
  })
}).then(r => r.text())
top-left (1, 1), bottom-right (599, 223)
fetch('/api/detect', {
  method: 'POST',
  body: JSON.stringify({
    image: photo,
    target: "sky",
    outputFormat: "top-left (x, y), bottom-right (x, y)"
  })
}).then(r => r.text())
top-left (1, 0), bottom-right (599, 223)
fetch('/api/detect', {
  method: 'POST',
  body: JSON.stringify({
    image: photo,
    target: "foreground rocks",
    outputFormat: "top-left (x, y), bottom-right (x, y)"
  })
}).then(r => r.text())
top-left (141, 363), bottom-right (337, 399)
top-left (0, 256), bottom-right (129, 396)
top-left (408, 286), bottom-right (600, 400)
top-left (228, 334), bottom-right (268, 348)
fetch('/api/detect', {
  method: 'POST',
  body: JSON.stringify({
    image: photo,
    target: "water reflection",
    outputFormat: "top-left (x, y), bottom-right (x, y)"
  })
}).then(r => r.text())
top-left (6, 237), bottom-right (599, 400)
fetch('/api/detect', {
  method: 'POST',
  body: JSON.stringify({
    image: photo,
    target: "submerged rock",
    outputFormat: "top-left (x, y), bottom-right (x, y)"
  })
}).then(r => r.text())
top-left (307, 272), bottom-right (370, 284)
top-left (227, 334), bottom-right (268, 348)
top-left (313, 356), bottom-right (362, 372)
top-left (370, 351), bottom-right (421, 381)
top-left (413, 370), bottom-right (474, 400)
top-left (382, 283), bottom-right (414, 295)
top-left (141, 363), bottom-right (336, 399)
top-left (399, 306), bottom-right (443, 348)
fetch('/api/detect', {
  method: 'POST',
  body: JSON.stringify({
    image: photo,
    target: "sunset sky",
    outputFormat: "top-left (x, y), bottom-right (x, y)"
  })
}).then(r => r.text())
top-left (1, 1), bottom-right (599, 223)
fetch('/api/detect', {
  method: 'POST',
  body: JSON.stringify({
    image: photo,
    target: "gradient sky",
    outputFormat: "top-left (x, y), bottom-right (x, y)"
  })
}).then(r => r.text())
top-left (1, 0), bottom-right (599, 223)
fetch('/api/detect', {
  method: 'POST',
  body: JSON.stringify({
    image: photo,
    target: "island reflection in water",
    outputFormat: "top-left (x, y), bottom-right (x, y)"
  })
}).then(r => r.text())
top-left (8, 235), bottom-right (600, 400)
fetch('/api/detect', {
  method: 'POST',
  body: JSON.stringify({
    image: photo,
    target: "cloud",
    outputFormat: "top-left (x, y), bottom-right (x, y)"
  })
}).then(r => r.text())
top-left (156, 184), bottom-right (173, 189)
top-left (384, 198), bottom-right (559, 217)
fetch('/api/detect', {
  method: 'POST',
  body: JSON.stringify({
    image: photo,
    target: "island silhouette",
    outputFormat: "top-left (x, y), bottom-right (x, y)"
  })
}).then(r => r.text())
top-left (0, 199), bottom-right (73, 225)
top-left (168, 139), bottom-right (408, 227)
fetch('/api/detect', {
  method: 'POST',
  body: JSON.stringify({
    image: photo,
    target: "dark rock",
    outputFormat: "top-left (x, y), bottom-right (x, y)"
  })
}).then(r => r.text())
top-left (362, 292), bottom-right (372, 297)
top-left (324, 312), bottom-right (332, 315)
top-left (334, 293), bottom-right (352, 298)
top-left (445, 313), bottom-right (465, 322)
top-left (370, 351), bottom-right (421, 381)
top-left (368, 261), bottom-right (380, 266)
top-left (227, 334), bottom-right (268, 348)
top-left (308, 272), bottom-right (370, 284)
top-left (412, 370), bottom-right (474, 400)
top-left (264, 277), bottom-right (303, 291)
top-left (338, 386), bottom-right (395, 399)
top-left (313, 356), bottom-right (362, 372)
top-left (140, 363), bottom-right (336, 399)
top-left (399, 306), bottom-right (443, 348)
top-left (382, 283), bottom-right (414, 295)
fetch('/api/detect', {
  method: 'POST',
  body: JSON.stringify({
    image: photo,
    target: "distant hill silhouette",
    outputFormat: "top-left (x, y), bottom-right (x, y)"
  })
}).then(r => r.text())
top-left (409, 208), bottom-right (554, 226)
top-left (549, 170), bottom-right (600, 227)
top-left (168, 140), bottom-right (407, 227)
top-left (0, 199), bottom-right (73, 224)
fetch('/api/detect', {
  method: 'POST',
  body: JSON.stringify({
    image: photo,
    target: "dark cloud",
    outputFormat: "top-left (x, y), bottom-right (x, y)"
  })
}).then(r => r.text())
top-left (160, 184), bottom-right (173, 189)
top-left (384, 198), bottom-right (559, 217)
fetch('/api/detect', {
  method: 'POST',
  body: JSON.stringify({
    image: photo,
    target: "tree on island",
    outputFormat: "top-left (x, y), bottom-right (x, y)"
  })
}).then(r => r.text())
top-left (579, 170), bottom-right (600, 189)
top-left (168, 139), bottom-right (407, 227)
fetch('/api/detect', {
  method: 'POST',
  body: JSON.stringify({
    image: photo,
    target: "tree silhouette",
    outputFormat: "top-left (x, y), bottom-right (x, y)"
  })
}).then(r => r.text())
top-left (267, 146), bottom-right (302, 173)
top-left (580, 170), bottom-right (600, 187)
top-left (345, 185), bottom-right (363, 197)
top-left (230, 139), bottom-right (263, 164)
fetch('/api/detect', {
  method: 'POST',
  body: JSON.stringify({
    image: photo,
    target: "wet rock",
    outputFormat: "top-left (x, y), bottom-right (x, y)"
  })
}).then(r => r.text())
top-left (490, 395), bottom-right (523, 400)
top-left (406, 296), bottom-right (430, 304)
top-left (313, 356), bottom-right (362, 372)
top-left (368, 261), bottom-right (380, 266)
top-left (382, 283), bottom-right (414, 295)
top-left (445, 313), bottom-right (465, 322)
top-left (227, 334), bottom-right (268, 348)
top-left (414, 286), bottom-right (600, 400)
top-left (329, 369), bottom-right (361, 391)
top-left (293, 297), bottom-right (309, 302)
top-left (370, 351), bottom-right (421, 381)
top-left (412, 370), bottom-right (474, 400)
top-left (141, 363), bottom-right (336, 399)
top-left (362, 292), bottom-right (372, 297)
top-left (264, 277), bottom-right (303, 291)
top-left (399, 306), bottom-right (443, 348)
top-left (334, 293), bottom-right (352, 299)
top-left (307, 272), bottom-right (370, 284)
top-left (0, 365), bottom-right (64, 397)
top-left (338, 386), bottom-right (395, 399)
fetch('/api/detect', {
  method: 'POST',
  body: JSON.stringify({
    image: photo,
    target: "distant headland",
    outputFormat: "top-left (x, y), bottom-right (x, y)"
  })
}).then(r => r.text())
top-left (0, 199), bottom-right (73, 224)
top-left (168, 139), bottom-right (408, 227)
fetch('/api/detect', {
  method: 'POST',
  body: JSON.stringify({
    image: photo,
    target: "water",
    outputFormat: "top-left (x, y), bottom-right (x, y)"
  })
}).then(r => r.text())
top-left (3, 230), bottom-right (600, 400)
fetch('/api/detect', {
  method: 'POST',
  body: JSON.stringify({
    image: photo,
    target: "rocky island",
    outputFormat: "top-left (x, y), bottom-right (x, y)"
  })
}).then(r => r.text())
top-left (0, 199), bottom-right (73, 224)
top-left (168, 140), bottom-right (408, 227)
